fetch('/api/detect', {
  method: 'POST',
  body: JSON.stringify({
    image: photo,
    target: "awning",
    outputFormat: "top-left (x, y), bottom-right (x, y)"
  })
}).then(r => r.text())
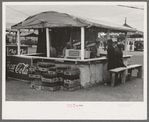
top-left (11, 11), bottom-right (136, 32)
top-left (20, 32), bottom-right (38, 37)
top-left (129, 33), bottom-right (143, 38)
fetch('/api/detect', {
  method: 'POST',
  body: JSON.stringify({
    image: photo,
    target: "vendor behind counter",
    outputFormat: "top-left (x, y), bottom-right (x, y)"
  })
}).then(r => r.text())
top-left (86, 40), bottom-right (100, 58)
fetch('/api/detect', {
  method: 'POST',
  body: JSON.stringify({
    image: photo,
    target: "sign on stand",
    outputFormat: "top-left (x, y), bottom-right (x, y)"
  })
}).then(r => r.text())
top-left (6, 45), bottom-right (28, 55)
top-left (7, 56), bottom-right (32, 80)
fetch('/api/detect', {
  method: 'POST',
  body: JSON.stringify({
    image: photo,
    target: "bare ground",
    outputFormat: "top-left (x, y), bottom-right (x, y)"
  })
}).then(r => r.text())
top-left (6, 47), bottom-right (144, 101)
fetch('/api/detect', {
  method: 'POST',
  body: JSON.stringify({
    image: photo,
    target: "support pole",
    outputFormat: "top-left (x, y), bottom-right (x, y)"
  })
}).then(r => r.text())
top-left (125, 32), bottom-right (127, 55)
top-left (17, 29), bottom-right (20, 55)
top-left (124, 32), bottom-right (128, 76)
top-left (46, 28), bottom-right (50, 57)
top-left (81, 27), bottom-right (85, 60)
top-left (107, 30), bottom-right (110, 40)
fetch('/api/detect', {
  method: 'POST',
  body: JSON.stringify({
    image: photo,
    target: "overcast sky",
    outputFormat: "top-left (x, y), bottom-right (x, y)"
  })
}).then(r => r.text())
top-left (5, 2), bottom-right (145, 32)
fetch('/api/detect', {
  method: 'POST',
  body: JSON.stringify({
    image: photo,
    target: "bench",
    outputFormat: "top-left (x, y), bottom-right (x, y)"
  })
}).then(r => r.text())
top-left (109, 64), bottom-right (142, 87)
top-left (109, 67), bottom-right (127, 86)
top-left (127, 64), bottom-right (143, 80)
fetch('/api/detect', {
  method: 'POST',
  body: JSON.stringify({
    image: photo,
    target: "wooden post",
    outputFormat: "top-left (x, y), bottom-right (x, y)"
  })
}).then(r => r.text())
top-left (124, 32), bottom-right (128, 77)
top-left (111, 73), bottom-right (115, 87)
top-left (69, 29), bottom-right (73, 49)
top-left (107, 30), bottom-right (110, 40)
top-left (106, 30), bottom-right (110, 51)
top-left (128, 69), bottom-right (132, 80)
top-left (137, 67), bottom-right (143, 78)
top-left (81, 27), bottom-right (85, 60)
top-left (125, 32), bottom-right (127, 55)
top-left (46, 28), bottom-right (50, 57)
top-left (121, 71), bottom-right (126, 84)
top-left (17, 29), bottom-right (20, 55)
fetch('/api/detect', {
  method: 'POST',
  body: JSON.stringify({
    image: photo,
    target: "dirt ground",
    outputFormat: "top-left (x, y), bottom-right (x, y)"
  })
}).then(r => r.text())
top-left (6, 46), bottom-right (144, 101)
top-left (6, 76), bottom-right (143, 101)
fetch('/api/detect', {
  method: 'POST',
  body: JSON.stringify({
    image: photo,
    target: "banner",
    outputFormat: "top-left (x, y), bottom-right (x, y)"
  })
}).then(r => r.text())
top-left (7, 56), bottom-right (32, 80)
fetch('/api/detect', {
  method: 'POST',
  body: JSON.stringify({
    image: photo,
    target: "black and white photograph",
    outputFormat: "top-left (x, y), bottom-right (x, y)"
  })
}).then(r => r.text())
top-left (2, 1), bottom-right (147, 120)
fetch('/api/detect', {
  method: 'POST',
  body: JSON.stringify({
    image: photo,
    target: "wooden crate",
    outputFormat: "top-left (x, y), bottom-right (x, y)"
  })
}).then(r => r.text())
top-left (41, 86), bottom-right (61, 91)
top-left (63, 85), bottom-right (81, 92)
top-left (64, 79), bottom-right (80, 85)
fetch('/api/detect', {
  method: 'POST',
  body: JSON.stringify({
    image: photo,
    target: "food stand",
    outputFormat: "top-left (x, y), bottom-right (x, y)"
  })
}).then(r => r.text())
top-left (7, 11), bottom-right (136, 88)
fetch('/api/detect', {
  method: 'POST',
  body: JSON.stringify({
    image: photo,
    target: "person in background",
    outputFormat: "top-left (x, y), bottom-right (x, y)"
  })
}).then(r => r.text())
top-left (107, 39), bottom-right (116, 70)
top-left (104, 39), bottom-right (116, 85)
top-left (50, 46), bottom-right (57, 57)
top-left (105, 40), bottom-right (126, 85)
top-left (103, 41), bottom-right (107, 51)
top-left (62, 42), bottom-right (71, 58)
top-left (114, 41), bottom-right (126, 68)
top-left (90, 41), bottom-right (100, 58)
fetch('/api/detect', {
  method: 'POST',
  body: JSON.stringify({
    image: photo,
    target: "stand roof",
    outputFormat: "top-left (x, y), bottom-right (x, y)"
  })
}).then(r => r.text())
top-left (11, 11), bottom-right (136, 32)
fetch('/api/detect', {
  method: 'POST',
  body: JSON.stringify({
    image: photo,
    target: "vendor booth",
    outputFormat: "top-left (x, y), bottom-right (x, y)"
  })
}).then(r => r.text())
top-left (127, 33), bottom-right (143, 51)
top-left (7, 11), bottom-right (136, 90)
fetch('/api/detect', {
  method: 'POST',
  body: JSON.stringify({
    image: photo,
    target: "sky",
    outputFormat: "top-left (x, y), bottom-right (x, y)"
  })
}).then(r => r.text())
top-left (5, 2), bottom-right (146, 32)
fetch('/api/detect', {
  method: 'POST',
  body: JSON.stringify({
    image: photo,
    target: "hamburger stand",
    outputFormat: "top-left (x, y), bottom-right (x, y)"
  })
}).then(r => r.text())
top-left (6, 11), bottom-right (137, 90)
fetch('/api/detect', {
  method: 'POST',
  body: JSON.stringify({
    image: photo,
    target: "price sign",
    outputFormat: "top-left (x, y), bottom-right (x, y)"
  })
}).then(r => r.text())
top-left (69, 50), bottom-right (80, 56)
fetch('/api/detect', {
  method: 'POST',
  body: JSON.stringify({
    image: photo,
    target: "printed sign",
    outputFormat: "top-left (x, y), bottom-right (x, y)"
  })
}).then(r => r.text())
top-left (7, 46), bottom-right (28, 55)
top-left (69, 50), bottom-right (80, 56)
top-left (7, 56), bottom-right (32, 80)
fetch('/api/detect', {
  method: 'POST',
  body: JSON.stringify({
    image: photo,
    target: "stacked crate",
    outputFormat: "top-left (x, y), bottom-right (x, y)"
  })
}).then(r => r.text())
top-left (55, 65), bottom-right (68, 87)
top-left (63, 66), bottom-right (81, 91)
top-left (29, 66), bottom-right (42, 90)
top-left (38, 62), bottom-right (62, 91)
top-left (29, 62), bottom-right (81, 92)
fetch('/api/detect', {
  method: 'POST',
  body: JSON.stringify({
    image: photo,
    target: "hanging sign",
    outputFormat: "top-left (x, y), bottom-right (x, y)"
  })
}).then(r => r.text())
top-left (6, 45), bottom-right (28, 55)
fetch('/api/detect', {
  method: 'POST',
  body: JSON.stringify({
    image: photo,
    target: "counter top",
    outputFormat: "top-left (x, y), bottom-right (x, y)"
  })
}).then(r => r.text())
top-left (7, 54), bottom-right (132, 62)
top-left (6, 45), bottom-right (29, 47)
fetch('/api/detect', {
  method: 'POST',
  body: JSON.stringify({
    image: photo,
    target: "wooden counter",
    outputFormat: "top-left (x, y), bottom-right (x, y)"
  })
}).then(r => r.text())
top-left (6, 54), bottom-right (132, 87)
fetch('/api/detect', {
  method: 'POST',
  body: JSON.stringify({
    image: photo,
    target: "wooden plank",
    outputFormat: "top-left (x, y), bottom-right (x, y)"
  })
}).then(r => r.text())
top-left (109, 67), bottom-right (127, 73)
top-left (127, 64), bottom-right (142, 69)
